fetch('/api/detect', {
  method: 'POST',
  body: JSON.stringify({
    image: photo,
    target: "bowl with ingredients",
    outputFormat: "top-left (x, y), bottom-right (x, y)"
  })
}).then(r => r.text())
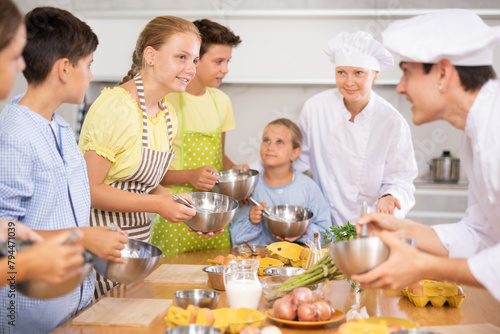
top-left (260, 275), bottom-right (321, 304)
top-left (327, 237), bottom-right (389, 278)
top-left (263, 205), bottom-right (313, 239)
top-left (263, 266), bottom-right (306, 277)
top-left (237, 244), bottom-right (269, 259)
top-left (184, 192), bottom-right (238, 233)
top-left (174, 289), bottom-right (220, 309)
top-left (202, 265), bottom-right (225, 291)
top-left (214, 169), bottom-right (259, 200)
top-left (93, 238), bottom-right (162, 283)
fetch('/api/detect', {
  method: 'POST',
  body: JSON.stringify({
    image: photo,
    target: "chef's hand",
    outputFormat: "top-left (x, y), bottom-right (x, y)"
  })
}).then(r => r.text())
top-left (158, 193), bottom-right (196, 223)
top-left (187, 227), bottom-right (225, 238)
top-left (274, 229), bottom-right (309, 242)
top-left (189, 166), bottom-right (219, 191)
top-left (0, 220), bottom-right (44, 243)
top-left (355, 213), bottom-right (403, 238)
top-left (249, 202), bottom-right (266, 224)
top-left (19, 229), bottom-right (86, 284)
top-left (351, 231), bottom-right (426, 290)
top-left (81, 226), bottom-right (129, 264)
top-left (376, 195), bottom-right (401, 215)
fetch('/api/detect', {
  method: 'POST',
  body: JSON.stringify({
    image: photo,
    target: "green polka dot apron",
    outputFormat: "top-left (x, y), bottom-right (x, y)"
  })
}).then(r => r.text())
top-left (90, 74), bottom-right (175, 298)
top-left (151, 90), bottom-right (231, 256)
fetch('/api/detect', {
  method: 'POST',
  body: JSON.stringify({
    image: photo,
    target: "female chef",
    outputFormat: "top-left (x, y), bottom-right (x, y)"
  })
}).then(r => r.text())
top-left (294, 31), bottom-right (418, 226)
top-left (353, 9), bottom-right (500, 302)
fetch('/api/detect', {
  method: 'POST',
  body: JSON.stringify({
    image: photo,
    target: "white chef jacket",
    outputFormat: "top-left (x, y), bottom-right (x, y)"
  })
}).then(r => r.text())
top-left (294, 89), bottom-right (417, 226)
top-left (433, 79), bottom-right (500, 302)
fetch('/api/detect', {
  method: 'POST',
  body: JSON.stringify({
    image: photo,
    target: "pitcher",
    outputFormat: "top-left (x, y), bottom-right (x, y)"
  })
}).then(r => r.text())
top-left (223, 259), bottom-right (262, 309)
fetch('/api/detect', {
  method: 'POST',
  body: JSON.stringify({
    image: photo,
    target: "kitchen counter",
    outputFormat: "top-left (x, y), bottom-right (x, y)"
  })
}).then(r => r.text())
top-left (51, 248), bottom-right (500, 333)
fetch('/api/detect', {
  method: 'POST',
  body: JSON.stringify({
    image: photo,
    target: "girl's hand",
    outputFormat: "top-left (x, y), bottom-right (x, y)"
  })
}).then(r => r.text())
top-left (187, 227), bottom-right (225, 239)
top-left (157, 193), bottom-right (196, 223)
top-left (274, 229), bottom-right (309, 242)
top-left (81, 226), bottom-right (129, 264)
top-left (376, 195), bottom-right (401, 215)
top-left (249, 202), bottom-right (266, 224)
top-left (189, 166), bottom-right (220, 191)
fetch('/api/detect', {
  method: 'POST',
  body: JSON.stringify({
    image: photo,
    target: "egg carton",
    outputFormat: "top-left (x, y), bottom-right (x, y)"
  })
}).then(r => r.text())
top-left (402, 280), bottom-right (465, 308)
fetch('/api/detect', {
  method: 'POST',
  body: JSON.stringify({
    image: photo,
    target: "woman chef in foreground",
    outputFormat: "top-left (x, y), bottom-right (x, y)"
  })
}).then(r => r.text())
top-left (293, 31), bottom-right (418, 225)
top-left (353, 9), bottom-right (500, 302)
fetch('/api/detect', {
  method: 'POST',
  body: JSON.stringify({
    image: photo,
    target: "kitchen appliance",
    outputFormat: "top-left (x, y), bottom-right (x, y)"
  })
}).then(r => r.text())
top-left (429, 150), bottom-right (460, 183)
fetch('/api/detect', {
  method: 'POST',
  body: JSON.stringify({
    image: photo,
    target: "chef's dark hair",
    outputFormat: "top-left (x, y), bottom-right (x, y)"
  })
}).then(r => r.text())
top-left (0, 0), bottom-right (23, 52)
top-left (265, 118), bottom-right (302, 150)
top-left (23, 7), bottom-right (98, 86)
top-left (422, 63), bottom-right (496, 92)
top-left (193, 19), bottom-right (241, 59)
top-left (120, 16), bottom-right (200, 85)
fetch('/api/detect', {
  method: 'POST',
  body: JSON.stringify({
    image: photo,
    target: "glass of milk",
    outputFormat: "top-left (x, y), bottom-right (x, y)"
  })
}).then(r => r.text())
top-left (224, 259), bottom-right (262, 309)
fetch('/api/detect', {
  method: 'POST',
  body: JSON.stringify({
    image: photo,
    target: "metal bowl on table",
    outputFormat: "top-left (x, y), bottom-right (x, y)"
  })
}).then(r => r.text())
top-left (93, 238), bottom-right (162, 283)
top-left (174, 289), bottom-right (220, 309)
top-left (263, 266), bottom-right (306, 277)
top-left (264, 205), bottom-right (313, 238)
top-left (203, 265), bottom-right (225, 291)
top-left (166, 325), bottom-right (221, 334)
top-left (214, 169), bottom-right (259, 200)
top-left (260, 275), bottom-right (321, 304)
top-left (327, 237), bottom-right (389, 278)
top-left (184, 192), bottom-right (238, 233)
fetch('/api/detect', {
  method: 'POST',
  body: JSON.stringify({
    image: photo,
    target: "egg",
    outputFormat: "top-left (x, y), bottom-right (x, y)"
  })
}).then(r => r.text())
top-left (260, 326), bottom-right (282, 334)
top-left (387, 323), bottom-right (404, 332)
top-left (240, 325), bottom-right (261, 334)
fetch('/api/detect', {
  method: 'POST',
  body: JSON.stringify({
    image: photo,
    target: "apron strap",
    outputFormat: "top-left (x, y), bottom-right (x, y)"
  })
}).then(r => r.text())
top-left (134, 73), bottom-right (174, 150)
top-left (133, 73), bottom-right (149, 148)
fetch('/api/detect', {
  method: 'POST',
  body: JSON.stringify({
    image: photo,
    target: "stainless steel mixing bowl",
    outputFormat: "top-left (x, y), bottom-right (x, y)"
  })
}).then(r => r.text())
top-left (93, 238), bottom-right (162, 283)
top-left (184, 192), bottom-right (238, 233)
top-left (327, 237), bottom-right (389, 278)
top-left (213, 169), bottom-right (259, 200)
top-left (174, 289), bottom-right (220, 309)
top-left (263, 205), bottom-right (313, 238)
top-left (166, 325), bottom-right (221, 334)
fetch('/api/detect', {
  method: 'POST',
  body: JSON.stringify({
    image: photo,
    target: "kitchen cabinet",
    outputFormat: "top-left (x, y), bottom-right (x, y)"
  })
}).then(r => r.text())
top-left (407, 182), bottom-right (468, 226)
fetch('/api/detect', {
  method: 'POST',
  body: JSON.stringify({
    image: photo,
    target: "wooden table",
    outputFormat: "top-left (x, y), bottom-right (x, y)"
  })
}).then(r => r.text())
top-left (51, 248), bottom-right (500, 333)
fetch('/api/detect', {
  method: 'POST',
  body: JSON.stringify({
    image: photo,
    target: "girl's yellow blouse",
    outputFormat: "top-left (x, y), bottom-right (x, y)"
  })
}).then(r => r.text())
top-left (78, 87), bottom-right (178, 185)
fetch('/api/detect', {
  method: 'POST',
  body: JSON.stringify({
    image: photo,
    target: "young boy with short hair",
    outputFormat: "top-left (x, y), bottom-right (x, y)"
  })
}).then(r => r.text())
top-left (0, 7), bottom-right (127, 333)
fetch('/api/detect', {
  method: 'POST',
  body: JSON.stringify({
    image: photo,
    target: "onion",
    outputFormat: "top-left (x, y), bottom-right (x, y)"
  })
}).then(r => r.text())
top-left (297, 303), bottom-right (320, 322)
top-left (273, 295), bottom-right (297, 321)
top-left (291, 287), bottom-right (313, 306)
top-left (313, 301), bottom-right (332, 321)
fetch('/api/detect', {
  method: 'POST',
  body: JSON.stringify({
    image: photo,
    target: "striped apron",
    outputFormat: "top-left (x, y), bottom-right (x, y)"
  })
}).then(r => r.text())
top-left (90, 73), bottom-right (175, 298)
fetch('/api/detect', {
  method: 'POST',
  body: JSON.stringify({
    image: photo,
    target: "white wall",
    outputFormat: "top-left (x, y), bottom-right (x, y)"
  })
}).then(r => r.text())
top-left (5, 1), bottom-right (500, 183)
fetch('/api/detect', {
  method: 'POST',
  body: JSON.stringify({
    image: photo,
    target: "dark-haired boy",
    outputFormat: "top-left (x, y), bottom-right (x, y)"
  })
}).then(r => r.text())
top-left (0, 7), bottom-right (127, 333)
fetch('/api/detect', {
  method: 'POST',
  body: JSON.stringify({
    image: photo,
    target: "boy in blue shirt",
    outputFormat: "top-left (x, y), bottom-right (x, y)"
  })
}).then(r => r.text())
top-left (0, 7), bottom-right (128, 333)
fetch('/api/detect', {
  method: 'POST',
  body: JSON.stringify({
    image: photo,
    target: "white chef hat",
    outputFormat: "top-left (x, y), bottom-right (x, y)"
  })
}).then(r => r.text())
top-left (382, 9), bottom-right (500, 66)
top-left (324, 31), bottom-right (394, 71)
